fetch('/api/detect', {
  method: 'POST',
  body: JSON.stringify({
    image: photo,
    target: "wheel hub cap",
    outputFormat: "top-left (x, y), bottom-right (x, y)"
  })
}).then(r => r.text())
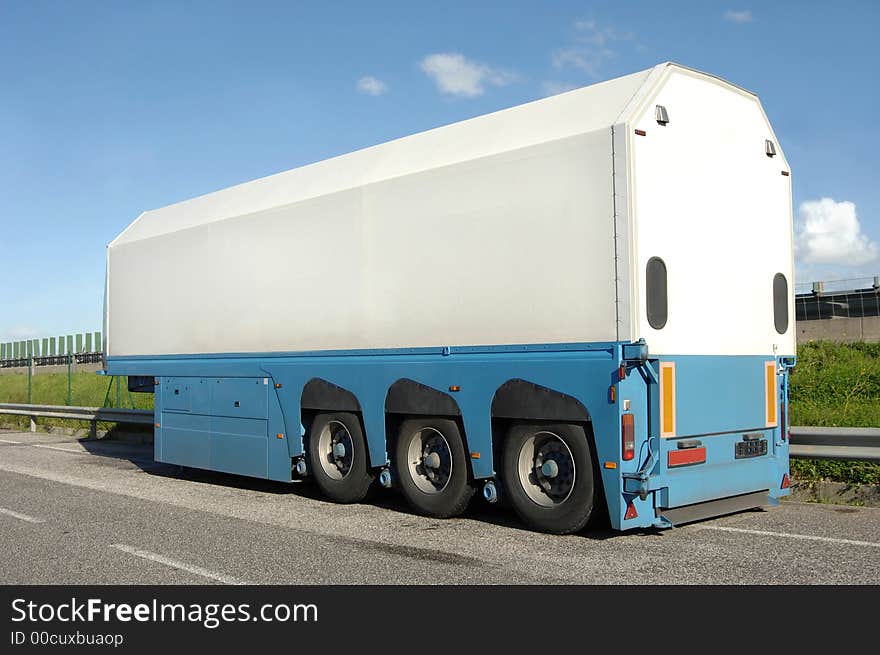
top-left (540, 459), bottom-right (559, 478)
top-left (406, 428), bottom-right (453, 494)
top-left (517, 431), bottom-right (576, 507)
top-left (317, 420), bottom-right (355, 481)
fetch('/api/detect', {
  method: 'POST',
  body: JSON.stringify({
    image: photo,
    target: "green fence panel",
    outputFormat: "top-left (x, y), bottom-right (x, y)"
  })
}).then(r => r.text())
top-left (0, 332), bottom-right (101, 363)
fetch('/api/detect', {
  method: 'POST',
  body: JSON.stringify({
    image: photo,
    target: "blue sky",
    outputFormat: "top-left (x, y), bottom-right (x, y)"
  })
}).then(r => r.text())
top-left (1, 0), bottom-right (878, 340)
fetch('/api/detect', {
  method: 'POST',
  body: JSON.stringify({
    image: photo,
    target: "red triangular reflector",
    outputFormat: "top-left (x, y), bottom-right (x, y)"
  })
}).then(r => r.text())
top-left (624, 503), bottom-right (638, 520)
top-left (781, 473), bottom-right (790, 489)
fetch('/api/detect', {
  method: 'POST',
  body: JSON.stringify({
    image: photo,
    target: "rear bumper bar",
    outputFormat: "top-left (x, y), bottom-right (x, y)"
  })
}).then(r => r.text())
top-left (655, 490), bottom-right (772, 527)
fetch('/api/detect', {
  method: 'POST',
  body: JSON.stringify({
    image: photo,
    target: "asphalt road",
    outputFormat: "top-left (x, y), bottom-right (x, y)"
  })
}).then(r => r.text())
top-left (0, 429), bottom-right (878, 584)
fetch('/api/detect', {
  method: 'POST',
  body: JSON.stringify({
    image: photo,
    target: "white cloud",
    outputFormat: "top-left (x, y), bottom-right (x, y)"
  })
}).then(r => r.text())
top-left (419, 53), bottom-right (517, 97)
top-left (795, 198), bottom-right (878, 266)
top-left (552, 19), bottom-right (631, 78)
top-left (541, 81), bottom-right (580, 97)
top-left (724, 10), bottom-right (753, 24)
top-left (356, 76), bottom-right (388, 96)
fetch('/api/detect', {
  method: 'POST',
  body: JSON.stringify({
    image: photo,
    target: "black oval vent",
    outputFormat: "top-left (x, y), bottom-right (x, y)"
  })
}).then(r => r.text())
top-left (773, 273), bottom-right (789, 334)
top-left (646, 257), bottom-right (668, 330)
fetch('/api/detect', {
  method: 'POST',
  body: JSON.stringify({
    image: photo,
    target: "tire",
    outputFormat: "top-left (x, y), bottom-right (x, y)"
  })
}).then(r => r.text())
top-left (307, 412), bottom-right (374, 503)
top-left (394, 417), bottom-right (475, 518)
top-left (501, 422), bottom-right (595, 534)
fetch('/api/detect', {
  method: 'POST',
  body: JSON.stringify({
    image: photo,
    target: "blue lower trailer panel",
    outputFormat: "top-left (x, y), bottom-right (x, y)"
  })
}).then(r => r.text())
top-left (111, 343), bottom-right (792, 531)
top-left (159, 412), bottom-right (210, 470)
top-left (156, 377), bottom-right (273, 479)
top-left (159, 414), bottom-right (269, 478)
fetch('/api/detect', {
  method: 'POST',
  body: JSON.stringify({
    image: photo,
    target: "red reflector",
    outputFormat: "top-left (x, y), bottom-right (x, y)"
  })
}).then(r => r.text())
top-left (622, 414), bottom-right (635, 461)
top-left (667, 447), bottom-right (706, 467)
top-left (635, 129), bottom-right (647, 136)
top-left (781, 473), bottom-right (790, 489)
top-left (624, 503), bottom-right (638, 520)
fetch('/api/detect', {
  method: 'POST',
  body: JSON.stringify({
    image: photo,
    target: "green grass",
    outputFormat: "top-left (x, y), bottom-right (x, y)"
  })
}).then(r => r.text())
top-left (788, 341), bottom-right (880, 485)
top-left (789, 341), bottom-right (880, 427)
top-left (0, 342), bottom-right (877, 485)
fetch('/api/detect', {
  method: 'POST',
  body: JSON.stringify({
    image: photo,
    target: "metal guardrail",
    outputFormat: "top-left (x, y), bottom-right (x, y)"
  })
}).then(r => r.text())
top-left (0, 404), bottom-right (877, 462)
top-left (789, 426), bottom-right (880, 462)
top-left (0, 403), bottom-right (153, 437)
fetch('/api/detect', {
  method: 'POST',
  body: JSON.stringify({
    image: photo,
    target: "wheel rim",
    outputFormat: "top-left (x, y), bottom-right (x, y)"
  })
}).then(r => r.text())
top-left (516, 431), bottom-right (576, 507)
top-left (405, 426), bottom-right (453, 494)
top-left (317, 420), bottom-right (355, 481)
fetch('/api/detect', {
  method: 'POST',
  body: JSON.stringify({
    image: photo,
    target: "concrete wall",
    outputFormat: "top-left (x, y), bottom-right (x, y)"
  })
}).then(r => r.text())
top-left (796, 316), bottom-right (880, 343)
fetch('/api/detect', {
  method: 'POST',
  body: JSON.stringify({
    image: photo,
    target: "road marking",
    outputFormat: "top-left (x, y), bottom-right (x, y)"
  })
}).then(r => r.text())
top-left (700, 525), bottom-right (880, 548)
top-left (32, 443), bottom-right (156, 466)
top-left (109, 544), bottom-right (249, 585)
top-left (34, 444), bottom-right (85, 454)
top-left (0, 438), bottom-right (22, 444)
top-left (0, 506), bottom-right (45, 524)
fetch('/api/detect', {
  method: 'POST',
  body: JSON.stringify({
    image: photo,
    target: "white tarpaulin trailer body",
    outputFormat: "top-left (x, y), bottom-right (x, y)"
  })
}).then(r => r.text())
top-left (106, 62), bottom-right (794, 360)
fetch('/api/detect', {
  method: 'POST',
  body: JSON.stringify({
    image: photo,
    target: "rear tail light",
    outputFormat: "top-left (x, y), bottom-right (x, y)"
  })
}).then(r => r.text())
top-left (622, 414), bottom-right (635, 461)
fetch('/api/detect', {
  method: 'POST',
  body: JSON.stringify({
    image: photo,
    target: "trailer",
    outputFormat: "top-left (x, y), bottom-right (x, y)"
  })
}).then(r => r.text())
top-left (104, 62), bottom-right (795, 533)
